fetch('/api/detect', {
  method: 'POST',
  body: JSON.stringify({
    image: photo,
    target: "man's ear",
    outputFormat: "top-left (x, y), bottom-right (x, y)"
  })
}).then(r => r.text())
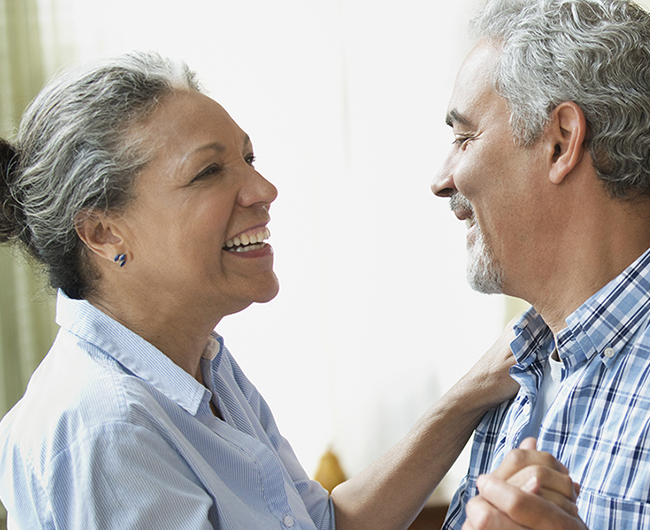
top-left (546, 101), bottom-right (587, 185)
top-left (74, 210), bottom-right (126, 263)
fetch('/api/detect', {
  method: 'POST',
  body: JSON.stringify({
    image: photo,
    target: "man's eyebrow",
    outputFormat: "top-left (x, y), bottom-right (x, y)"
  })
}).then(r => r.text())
top-left (445, 108), bottom-right (472, 128)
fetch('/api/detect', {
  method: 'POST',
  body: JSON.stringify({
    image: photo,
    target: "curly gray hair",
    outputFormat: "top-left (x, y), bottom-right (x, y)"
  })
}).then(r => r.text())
top-left (472, 0), bottom-right (650, 198)
top-left (0, 51), bottom-right (201, 299)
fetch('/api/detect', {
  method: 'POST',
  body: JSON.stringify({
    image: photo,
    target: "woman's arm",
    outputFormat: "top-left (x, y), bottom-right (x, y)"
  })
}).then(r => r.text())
top-left (331, 324), bottom-right (519, 530)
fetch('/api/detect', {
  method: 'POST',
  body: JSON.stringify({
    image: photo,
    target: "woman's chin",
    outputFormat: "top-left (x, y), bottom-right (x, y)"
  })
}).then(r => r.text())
top-left (232, 275), bottom-right (280, 313)
top-left (256, 275), bottom-right (280, 303)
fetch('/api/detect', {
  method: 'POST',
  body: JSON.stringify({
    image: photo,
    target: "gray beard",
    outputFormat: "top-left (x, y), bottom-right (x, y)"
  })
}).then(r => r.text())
top-left (467, 222), bottom-right (503, 294)
top-left (449, 193), bottom-right (504, 294)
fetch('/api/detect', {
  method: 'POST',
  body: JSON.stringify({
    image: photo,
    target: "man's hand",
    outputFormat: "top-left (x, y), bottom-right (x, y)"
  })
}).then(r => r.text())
top-left (461, 438), bottom-right (588, 530)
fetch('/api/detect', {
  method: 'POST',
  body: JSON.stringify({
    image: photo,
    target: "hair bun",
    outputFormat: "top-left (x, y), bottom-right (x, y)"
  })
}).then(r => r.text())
top-left (0, 138), bottom-right (24, 243)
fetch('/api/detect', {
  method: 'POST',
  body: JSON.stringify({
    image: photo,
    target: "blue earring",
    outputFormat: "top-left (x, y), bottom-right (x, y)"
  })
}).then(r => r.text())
top-left (114, 254), bottom-right (127, 267)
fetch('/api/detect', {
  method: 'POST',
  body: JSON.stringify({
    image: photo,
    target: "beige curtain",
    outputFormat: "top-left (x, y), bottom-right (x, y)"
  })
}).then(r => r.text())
top-left (1, 0), bottom-right (62, 523)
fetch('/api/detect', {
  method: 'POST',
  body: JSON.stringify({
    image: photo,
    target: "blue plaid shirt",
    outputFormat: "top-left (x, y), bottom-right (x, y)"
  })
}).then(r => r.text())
top-left (444, 248), bottom-right (650, 529)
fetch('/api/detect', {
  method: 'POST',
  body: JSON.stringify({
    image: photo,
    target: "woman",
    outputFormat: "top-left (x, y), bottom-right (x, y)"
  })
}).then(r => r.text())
top-left (0, 52), bottom-right (517, 529)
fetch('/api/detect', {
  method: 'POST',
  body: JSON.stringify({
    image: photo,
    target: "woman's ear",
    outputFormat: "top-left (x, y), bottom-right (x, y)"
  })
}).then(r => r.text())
top-left (74, 210), bottom-right (126, 263)
top-left (546, 101), bottom-right (587, 185)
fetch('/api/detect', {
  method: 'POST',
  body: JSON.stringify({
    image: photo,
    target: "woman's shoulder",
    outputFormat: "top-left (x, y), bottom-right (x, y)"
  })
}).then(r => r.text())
top-left (0, 329), bottom-right (169, 465)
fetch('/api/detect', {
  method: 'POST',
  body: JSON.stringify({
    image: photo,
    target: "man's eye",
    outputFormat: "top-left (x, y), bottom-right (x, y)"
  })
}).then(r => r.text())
top-left (453, 135), bottom-right (473, 147)
top-left (245, 154), bottom-right (256, 167)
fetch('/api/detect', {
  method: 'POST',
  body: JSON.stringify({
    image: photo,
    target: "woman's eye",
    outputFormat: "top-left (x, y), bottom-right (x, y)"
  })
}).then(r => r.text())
top-left (194, 164), bottom-right (222, 181)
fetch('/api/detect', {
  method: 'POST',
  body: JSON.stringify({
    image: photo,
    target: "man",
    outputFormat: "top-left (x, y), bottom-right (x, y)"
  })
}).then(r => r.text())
top-left (431, 0), bottom-right (650, 528)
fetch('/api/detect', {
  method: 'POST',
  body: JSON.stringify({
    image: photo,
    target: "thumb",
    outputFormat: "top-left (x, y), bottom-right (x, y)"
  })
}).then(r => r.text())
top-left (519, 437), bottom-right (537, 450)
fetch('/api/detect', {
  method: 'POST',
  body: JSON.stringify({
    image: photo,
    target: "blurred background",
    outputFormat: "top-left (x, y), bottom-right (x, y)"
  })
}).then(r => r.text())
top-left (7, 0), bottom-right (645, 526)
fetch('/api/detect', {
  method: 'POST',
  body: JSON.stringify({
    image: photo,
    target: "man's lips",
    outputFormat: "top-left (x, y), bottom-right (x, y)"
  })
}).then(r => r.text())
top-left (223, 226), bottom-right (271, 253)
top-left (449, 193), bottom-right (476, 229)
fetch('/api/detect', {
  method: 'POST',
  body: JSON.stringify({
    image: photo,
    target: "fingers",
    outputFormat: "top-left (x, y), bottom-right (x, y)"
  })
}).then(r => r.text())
top-left (467, 440), bottom-right (584, 529)
top-left (518, 437), bottom-right (537, 451)
top-left (496, 439), bottom-right (580, 511)
top-left (505, 463), bottom-right (577, 504)
top-left (513, 475), bottom-right (579, 516)
top-left (464, 491), bottom-right (529, 530)
top-left (473, 475), bottom-right (588, 530)
top-left (491, 443), bottom-right (569, 482)
top-left (464, 324), bottom-right (520, 405)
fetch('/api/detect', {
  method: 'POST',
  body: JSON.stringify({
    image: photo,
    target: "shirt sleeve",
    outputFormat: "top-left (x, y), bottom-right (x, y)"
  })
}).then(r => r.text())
top-left (219, 349), bottom-right (335, 530)
top-left (45, 422), bottom-right (217, 529)
top-left (442, 399), bottom-right (515, 530)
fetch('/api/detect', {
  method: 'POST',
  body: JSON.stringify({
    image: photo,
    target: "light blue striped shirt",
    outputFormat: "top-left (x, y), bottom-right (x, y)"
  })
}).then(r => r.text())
top-left (0, 292), bottom-right (334, 529)
top-left (443, 248), bottom-right (650, 529)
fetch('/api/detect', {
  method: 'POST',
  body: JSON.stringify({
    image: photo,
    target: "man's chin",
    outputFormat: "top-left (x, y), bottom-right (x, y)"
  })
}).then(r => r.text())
top-left (468, 275), bottom-right (504, 294)
top-left (467, 258), bottom-right (504, 294)
top-left (467, 234), bottom-right (503, 294)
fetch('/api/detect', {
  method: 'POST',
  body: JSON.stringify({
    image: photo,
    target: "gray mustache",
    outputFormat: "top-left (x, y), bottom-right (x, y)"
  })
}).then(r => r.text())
top-left (449, 193), bottom-right (473, 214)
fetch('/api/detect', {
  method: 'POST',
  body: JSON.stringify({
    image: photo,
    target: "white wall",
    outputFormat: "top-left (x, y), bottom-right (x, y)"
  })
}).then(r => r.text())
top-left (42, 0), bottom-right (508, 500)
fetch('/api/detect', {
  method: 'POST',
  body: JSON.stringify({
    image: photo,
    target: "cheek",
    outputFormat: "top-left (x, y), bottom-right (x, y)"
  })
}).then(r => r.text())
top-left (453, 154), bottom-right (489, 199)
top-left (183, 192), bottom-right (233, 237)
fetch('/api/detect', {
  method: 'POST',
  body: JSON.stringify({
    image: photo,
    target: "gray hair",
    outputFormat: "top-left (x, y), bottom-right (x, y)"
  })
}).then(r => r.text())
top-left (0, 51), bottom-right (201, 299)
top-left (472, 0), bottom-right (650, 198)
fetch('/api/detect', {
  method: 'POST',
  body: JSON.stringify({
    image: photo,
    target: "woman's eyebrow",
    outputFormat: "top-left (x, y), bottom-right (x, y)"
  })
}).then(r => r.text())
top-left (179, 142), bottom-right (227, 167)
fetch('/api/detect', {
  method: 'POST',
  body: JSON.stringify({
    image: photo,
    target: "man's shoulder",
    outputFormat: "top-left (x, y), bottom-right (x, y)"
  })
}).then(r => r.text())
top-left (627, 310), bottom-right (650, 345)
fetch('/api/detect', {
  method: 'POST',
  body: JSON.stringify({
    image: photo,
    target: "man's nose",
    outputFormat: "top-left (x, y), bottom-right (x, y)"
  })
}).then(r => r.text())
top-left (430, 161), bottom-right (456, 198)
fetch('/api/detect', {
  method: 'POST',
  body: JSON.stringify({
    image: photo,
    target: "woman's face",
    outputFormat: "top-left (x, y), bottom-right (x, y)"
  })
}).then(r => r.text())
top-left (117, 90), bottom-right (279, 320)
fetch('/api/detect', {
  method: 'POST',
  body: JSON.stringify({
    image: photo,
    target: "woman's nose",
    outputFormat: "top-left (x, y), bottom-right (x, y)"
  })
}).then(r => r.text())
top-left (239, 168), bottom-right (278, 207)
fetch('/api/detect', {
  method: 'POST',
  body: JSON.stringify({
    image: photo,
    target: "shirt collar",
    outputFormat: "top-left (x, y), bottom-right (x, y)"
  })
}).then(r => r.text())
top-left (55, 290), bottom-right (223, 416)
top-left (512, 247), bottom-right (650, 371)
top-left (561, 248), bottom-right (650, 370)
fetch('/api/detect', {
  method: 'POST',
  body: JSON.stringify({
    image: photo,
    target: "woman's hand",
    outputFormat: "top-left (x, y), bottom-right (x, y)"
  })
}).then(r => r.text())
top-left (455, 317), bottom-right (520, 409)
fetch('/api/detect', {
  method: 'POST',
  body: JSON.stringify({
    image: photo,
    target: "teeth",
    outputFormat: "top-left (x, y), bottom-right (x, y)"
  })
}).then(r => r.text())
top-left (223, 227), bottom-right (270, 250)
top-left (465, 217), bottom-right (476, 229)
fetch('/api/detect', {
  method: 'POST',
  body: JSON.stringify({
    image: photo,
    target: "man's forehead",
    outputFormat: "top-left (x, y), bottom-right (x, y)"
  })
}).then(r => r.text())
top-left (445, 41), bottom-right (503, 127)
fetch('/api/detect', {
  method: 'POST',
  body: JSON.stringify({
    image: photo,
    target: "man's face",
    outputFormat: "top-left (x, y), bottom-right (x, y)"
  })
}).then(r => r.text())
top-left (431, 41), bottom-right (548, 297)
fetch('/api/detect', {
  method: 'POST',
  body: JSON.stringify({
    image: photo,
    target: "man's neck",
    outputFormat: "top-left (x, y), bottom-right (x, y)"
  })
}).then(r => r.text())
top-left (514, 199), bottom-right (650, 336)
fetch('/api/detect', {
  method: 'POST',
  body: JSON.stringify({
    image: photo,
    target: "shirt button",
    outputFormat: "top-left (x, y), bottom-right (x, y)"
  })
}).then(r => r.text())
top-left (283, 515), bottom-right (295, 528)
top-left (604, 347), bottom-right (615, 358)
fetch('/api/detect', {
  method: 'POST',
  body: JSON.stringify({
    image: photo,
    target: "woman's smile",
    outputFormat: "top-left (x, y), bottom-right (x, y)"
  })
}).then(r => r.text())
top-left (223, 226), bottom-right (271, 253)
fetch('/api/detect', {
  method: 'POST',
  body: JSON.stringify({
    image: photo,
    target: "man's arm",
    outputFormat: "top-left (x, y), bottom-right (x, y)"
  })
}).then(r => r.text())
top-left (462, 438), bottom-right (587, 530)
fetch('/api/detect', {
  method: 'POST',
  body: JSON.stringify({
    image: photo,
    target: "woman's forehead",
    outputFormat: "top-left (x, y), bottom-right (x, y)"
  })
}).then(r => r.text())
top-left (126, 92), bottom-right (249, 185)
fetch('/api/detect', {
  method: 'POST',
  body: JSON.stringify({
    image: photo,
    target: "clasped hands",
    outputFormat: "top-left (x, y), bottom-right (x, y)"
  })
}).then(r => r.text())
top-left (462, 438), bottom-right (588, 530)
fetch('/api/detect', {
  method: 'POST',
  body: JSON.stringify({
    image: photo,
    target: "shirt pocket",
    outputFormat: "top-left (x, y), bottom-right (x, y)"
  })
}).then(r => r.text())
top-left (578, 489), bottom-right (650, 529)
